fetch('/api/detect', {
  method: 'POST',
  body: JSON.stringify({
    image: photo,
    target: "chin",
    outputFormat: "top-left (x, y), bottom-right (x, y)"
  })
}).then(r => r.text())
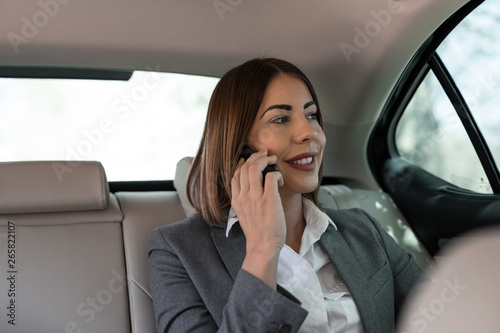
top-left (285, 180), bottom-right (319, 195)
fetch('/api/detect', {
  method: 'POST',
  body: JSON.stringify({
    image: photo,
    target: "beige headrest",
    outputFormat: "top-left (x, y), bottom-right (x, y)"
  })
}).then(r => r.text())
top-left (173, 157), bottom-right (198, 218)
top-left (0, 161), bottom-right (109, 214)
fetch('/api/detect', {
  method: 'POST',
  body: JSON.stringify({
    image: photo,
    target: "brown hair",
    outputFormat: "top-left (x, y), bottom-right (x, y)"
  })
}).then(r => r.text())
top-left (187, 58), bottom-right (324, 224)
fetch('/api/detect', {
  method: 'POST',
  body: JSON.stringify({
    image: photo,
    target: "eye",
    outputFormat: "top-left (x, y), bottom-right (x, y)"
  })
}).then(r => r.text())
top-left (271, 116), bottom-right (289, 124)
top-left (307, 112), bottom-right (318, 120)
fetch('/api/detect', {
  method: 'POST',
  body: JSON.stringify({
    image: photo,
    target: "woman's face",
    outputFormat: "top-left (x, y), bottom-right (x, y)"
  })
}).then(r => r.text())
top-left (246, 74), bottom-right (326, 195)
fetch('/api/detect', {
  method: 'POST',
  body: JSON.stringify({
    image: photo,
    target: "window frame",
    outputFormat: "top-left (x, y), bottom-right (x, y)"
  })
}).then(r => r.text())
top-left (427, 53), bottom-right (500, 193)
top-left (369, 0), bottom-right (488, 193)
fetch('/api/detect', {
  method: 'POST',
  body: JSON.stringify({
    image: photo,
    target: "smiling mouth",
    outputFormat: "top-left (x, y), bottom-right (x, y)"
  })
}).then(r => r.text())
top-left (285, 153), bottom-right (317, 171)
top-left (288, 157), bottom-right (313, 165)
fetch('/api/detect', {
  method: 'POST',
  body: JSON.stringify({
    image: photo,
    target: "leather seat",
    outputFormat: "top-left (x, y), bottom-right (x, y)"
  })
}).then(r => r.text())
top-left (115, 157), bottom-right (192, 333)
top-left (0, 161), bottom-right (129, 333)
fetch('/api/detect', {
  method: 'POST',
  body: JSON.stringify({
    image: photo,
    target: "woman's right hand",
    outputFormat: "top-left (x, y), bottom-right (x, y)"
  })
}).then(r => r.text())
top-left (231, 149), bottom-right (285, 289)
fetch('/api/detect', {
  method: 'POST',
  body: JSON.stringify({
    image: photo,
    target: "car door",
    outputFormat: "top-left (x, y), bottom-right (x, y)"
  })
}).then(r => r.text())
top-left (369, 0), bottom-right (500, 255)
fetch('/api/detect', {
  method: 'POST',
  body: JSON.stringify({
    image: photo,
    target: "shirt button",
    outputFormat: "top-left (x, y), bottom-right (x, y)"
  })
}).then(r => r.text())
top-left (278, 323), bottom-right (292, 333)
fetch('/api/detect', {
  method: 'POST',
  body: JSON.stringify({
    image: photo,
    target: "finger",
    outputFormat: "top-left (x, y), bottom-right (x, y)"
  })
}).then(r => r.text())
top-left (249, 148), bottom-right (268, 160)
top-left (263, 171), bottom-right (283, 193)
top-left (247, 154), bottom-right (278, 192)
top-left (246, 162), bottom-right (264, 193)
top-left (244, 149), bottom-right (271, 166)
top-left (239, 150), bottom-right (268, 189)
top-left (231, 159), bottom-right (245, 200)
top-left (234, 157), bottom-right (245, 175)
top-left (277, 172), bottom-right (284, 187)
top-left (238, 160), bottom-right (251, 193)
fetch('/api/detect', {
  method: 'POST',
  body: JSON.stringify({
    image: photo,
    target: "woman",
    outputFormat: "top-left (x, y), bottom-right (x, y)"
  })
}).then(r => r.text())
top-left (149, 58), bottom-right (424, 332)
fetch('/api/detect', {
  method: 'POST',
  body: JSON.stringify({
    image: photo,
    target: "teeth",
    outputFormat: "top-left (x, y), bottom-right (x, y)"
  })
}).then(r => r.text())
top-left (290, 157), bottom-right (313, 165)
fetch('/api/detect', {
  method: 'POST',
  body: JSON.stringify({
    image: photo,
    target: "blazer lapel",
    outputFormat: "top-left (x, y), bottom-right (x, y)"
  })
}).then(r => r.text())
top-left (210, 222), bottom-right (303, 305)
top-left (319, 225), bottom-right (381, 333)
top-left (210, 223), bottom-right (246, 280)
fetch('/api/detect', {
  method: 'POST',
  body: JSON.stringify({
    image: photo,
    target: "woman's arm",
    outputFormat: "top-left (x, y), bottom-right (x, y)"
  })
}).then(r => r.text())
top-left (148, 226), bottom-right (307, 333)
top-left (149, 227), bottom-right (218, 332)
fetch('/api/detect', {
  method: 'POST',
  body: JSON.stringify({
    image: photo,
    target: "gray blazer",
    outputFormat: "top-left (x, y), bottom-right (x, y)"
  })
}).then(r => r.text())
top-left (149, 208), bottom-right (424, 333)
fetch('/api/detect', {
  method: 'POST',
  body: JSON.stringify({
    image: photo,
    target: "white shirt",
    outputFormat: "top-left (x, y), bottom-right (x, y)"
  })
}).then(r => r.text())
top-left (226, 198), bottom-right (364, 332)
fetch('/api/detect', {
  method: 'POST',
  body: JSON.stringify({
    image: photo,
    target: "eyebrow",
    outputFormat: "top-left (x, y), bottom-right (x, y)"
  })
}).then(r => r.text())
top-left (260, 101), bottom-right (316, 119)
top-left (304, 101), bottom-right (316, 109)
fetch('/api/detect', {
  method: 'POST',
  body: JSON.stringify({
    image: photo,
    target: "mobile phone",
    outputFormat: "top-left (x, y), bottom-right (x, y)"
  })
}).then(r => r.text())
top-left (240, 145), bottom-right (278, 186)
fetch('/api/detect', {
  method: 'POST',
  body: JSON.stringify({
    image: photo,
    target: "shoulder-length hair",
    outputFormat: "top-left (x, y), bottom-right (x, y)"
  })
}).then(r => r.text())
top-left (187, 58), bottom-right (324, 224)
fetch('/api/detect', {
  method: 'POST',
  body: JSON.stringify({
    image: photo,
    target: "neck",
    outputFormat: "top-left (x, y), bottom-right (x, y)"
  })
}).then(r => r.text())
top-left (279, 191), bottom-right (305, 253)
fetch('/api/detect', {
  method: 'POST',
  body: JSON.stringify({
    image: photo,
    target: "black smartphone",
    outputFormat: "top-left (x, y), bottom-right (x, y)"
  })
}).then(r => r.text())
top-left (240, 145), bottom-right (278, 186)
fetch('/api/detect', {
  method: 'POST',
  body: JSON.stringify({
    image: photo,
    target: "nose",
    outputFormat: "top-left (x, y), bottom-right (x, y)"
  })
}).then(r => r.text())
top-left (294, 115), bottom-right (317, 143)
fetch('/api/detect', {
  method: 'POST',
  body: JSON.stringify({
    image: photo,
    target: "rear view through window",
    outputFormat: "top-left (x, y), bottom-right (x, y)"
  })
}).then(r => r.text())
top-left (0, 71), bottom-right (219, 181)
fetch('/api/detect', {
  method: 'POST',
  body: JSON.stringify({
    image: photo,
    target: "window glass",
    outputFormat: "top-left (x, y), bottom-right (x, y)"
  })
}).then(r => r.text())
top-left (0, 71), bottom-right (219, 181)
top-left (436, 1), bottom-right (500, 178)
top-left (396, 71), bottom-right (492, 193)
top-left (395, 1), bottom-right (498, 194)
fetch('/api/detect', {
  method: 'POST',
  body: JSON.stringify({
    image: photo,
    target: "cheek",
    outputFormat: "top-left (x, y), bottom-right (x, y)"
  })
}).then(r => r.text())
top-left (320, 134), bottom-right (326, 149)
top-left (256, 127), bottom-right (274, 145)
top-left (317, 127), bottom-right (327, 148)
top-left (249, 126), bottom-right (284, 148)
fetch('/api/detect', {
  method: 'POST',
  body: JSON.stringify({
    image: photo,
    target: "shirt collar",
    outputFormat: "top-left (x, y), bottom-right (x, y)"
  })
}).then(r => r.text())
top-left (226, 207), bottom-right (239, 237)
top-left (225, 197), bottom-right (337, 239)
top-left (299, 197), bottom-right (337, 255)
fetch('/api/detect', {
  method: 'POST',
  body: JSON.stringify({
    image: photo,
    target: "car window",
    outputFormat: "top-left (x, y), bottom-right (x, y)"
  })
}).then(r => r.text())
top-left (0, 71), bottom-right (219, 181)
top-left (395, 0), bottom-right (499, 194)
top-left (438, 2), bottom-right (500, 179)
top-left (396, 71), bottom-right (491, 193)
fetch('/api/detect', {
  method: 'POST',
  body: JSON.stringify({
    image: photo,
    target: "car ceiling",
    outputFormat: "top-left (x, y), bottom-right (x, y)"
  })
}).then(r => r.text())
top-left (0, 0), bottom-right (469, 187)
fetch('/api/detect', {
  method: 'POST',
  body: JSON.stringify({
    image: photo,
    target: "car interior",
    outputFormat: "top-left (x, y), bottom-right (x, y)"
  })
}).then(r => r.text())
top-left (1, 0), bottom-right (498, 332)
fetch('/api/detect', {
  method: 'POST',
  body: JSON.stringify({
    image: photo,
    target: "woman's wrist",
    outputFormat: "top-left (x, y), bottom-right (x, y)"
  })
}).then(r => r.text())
top-left (242, 246), bottom-right (281, 289)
